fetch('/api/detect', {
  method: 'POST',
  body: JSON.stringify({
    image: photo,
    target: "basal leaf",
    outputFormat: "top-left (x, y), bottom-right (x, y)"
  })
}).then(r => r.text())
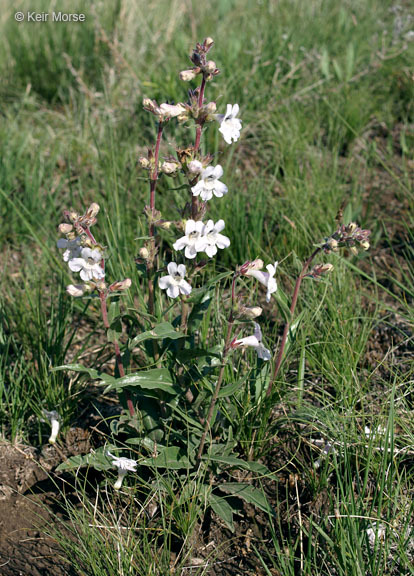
top-left (219, 482), bottom-right (275, 516)
top-left (209, 493), bottom-right (234, 532)
top-left (104, 368), bottom-right (176, 395)
top-left (51, 364), bottom-right (115, 384)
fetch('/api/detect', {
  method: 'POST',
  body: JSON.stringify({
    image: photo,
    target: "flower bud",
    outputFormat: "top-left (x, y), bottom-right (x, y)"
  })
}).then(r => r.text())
top-left (58, 223), bottom-right (73, 234)
top-left (109, 278), bottom-right (132, 292)
top-left (205, 101), bottom-right (217, 114)
top-left (179, 68), bottom-right (199, 81)
top-left (161, 161), bottom-right (180, 175)
top-left (157, 220), bottom-right (173, 230)
top-left (237, 305), bottom-right (263, 320)
top-left (139, 247), bottom-right (149, 259)
top-left (327, 238), bottom-right (339, 252)
top-left (204, 60), bottom-right (216, 73)
top-left (188, 160), bottom-right (203, 174)
top-left (360, 240), bottom-right (370, 251)
top-left (139, 156), bottom-right (150, 169)
top-left (346, 222), bottom-right (357, 233)
top-left (87, 203), bottom-right (100, 219)
top-left (350, 246), bottom-right (358, 255)
top-left (66, 284), bottom-right (87, 297)
top-left (204, 37), bottom-right (214, 50)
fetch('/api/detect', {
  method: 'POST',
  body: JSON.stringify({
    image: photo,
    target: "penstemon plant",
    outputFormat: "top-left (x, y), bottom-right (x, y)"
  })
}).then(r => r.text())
top-left (55, 38), bottom-right (371, 531)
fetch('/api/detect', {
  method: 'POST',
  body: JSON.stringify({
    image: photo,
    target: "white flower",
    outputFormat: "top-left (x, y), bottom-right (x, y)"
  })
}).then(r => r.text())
top-left (68, 247), bottom-right (105, 282)
top-left (245, 262), bottom-right (278, 302)
top-left (231, 322), bottom-right (271, 361)
top-left (107, 451), bottom-right (138, 490)
top-left (202, 219), bottom-right (231, 258)
top-left (217, 104), bottom-right (242, 144)
top-left (57, 237), bottom-right (82, 262)
top-left (173, 220), bottom-right (207, 259)
top-left (158, 262), bottom-right (192, 298)
top-left (42, 409), bottom-right (61, 444)
top-left (191, 165), bottom-right (228, 202)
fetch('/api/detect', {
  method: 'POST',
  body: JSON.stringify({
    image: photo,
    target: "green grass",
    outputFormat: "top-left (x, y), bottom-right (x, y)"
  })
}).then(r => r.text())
top-left (0, 0), bottom-right (413, 573)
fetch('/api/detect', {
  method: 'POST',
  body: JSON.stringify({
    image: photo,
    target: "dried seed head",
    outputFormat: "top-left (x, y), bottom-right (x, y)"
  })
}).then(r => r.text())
top-left (58, 223), bottom-right (73, 234)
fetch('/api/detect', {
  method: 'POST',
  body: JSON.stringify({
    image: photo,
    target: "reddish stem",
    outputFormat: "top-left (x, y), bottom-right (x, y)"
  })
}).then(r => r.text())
top-left (82, 225), bottom-right (135, 417)
top-left (266, 247), bottom-right (321, 397)
top-left (191, 75), bottom-right (207, 219)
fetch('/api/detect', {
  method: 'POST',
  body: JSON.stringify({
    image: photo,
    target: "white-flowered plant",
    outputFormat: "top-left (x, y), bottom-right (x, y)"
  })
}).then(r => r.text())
top-left (217, 103), bottom-right (242, 144)
top-left (158, 262), bottom-right (192, 298)
top-left (55, 36), bottom-right (371, 517)
top-left (230, 322), bottom-right (271, 361)
top-left (106, 452), bottom-right (138, 489)
top-left (191, 165), bottom-right (228, 202)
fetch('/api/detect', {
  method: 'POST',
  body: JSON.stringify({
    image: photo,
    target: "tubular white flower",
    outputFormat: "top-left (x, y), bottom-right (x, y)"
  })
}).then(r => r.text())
top-left (245, 262), bottom-right (278, 302)
top-left (158, 262), bottom-right (192, 298)
top-left (57, 237), bottom-right (82, 262)
top-left (173, 220), bottom-right (207, 259)
top-left (202, 219), bottom-right (231, 258)
top-left (42, 410), bottom-right (61, 444)
top-left (107, 452), bottom-right (138, 490)
top-left (191, 165), bottom-right (228, 202)
top-left (216, 104), bottom-right (242, 144)
top-left (231, 323), bottom-right (271, 361)
top-left (68, 247), bottom-right (105, 282)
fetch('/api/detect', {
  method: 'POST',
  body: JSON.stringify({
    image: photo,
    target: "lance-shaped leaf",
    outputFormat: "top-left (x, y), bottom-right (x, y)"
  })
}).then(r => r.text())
top-left (129, 322), bottom-right (186, 349)
top-left (219, 482), bottom-right (275, 516)
top-left (51, 364), bottom-right (115, 385)
top-left (103, 368), bottom-right (176, 395)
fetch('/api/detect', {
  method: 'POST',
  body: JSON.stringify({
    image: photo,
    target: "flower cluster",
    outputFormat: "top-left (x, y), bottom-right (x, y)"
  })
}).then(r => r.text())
top-left (146, 39), bottom-right (244, 301)
top-left (57, 203), bottom-right (131, 298)
top-left (322, 222), bottom-right (371, 255)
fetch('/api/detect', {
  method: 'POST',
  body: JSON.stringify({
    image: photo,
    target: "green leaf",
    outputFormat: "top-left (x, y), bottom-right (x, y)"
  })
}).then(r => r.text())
top-left (140, 446), bottom-right (190, 469)
top-left (103, 368), bottom-right (175, 395)
top-left (108, 300), bottom-right (120, 325)
top-left (219, 483), bottom-right (275, 516)
top-left (56, 448), bottom-right (112, 472)
top-left (203, 454), bottom-right (269, 475)
top-left (129, 322), bottom-right (186, 349)
top-left (187, 292), bottom-right (213, 332)
top-left (217, 379), bottom-right (244, 398)
top-left (209, 494), bottom-right (234, 532)
top-left (51, 364), bottom-right (115, 385)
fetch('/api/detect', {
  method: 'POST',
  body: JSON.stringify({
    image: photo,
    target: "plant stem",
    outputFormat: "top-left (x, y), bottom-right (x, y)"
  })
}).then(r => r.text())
top-left (180, 297), bottom-right (189, 333)
top-left (266, 247), bottom-right (321, 397)
top-left (191, 75), bottom-right (207, 219)
top-left (82, 225), bottom-right (135, 417)
top-left (196, 275), bottom-right (237, 463)
top-left (148, 121), bottom-right (164, 362)
top-left (100, 291), bottom-right (135, 418)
